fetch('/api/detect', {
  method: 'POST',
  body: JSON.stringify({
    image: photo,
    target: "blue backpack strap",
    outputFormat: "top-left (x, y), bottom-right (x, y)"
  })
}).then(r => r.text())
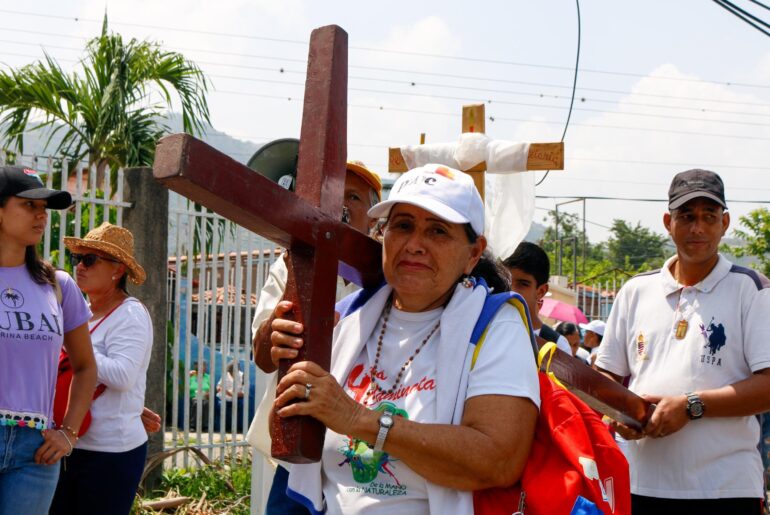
top-left (335, 281), bottom-right (386, 318)
top-left (470, 291), bottom-right (539, 370)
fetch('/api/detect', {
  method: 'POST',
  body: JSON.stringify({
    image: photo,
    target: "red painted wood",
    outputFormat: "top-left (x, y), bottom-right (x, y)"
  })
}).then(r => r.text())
top-left (154, 25), bottom-right (380, 463)
top-left (276, 25), bottom-right (349, 463)
top-left (543, 347), bottom-right (654, 431)
top-left (153, 133), bottom-right (382, 288)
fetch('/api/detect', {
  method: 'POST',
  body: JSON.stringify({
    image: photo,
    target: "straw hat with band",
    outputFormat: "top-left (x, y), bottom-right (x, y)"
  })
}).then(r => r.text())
top-left (64, 222), bottom-right (146, 285)
top-left (346, 160), bottom-right (382, 200)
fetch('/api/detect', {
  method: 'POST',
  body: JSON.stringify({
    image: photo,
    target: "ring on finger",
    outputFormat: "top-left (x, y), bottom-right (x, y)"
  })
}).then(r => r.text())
top-left (304, 382), bottom-right (313, 401)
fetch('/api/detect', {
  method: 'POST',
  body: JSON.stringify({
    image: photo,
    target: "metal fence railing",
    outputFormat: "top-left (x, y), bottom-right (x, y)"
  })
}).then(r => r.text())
top-left (0, 153), bottom-right (130, 272)
top-left (166, 194), bottom-right (280, 468)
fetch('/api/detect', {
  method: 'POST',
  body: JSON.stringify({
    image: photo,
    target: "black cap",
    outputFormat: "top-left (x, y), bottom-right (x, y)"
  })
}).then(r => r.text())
top-left (668, 169), bottom-right (726, 210)
top-left (0, 166), bottom-right (72, 210)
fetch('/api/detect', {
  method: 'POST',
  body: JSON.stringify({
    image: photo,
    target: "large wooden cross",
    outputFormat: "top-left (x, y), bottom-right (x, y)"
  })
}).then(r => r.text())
top-left (153, 25), bottom-right (653, 467)
top-left (153, 26), bottom-right (381, 463)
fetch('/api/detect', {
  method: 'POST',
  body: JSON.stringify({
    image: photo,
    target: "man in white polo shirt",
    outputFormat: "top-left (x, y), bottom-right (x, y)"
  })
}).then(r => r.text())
top-left (595, 169), bottom-right (770, 514)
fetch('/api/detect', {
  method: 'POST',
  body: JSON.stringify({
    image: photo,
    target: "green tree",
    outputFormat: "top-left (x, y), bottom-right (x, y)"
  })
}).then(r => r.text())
top-left (606, 219), bottom-right (667, 272)
top-left (0, 15), bottom-right (210, 176)
top-left (538, 210), bottom-right (605, 284)
top-left (722, 207), bottom-right (770, 277)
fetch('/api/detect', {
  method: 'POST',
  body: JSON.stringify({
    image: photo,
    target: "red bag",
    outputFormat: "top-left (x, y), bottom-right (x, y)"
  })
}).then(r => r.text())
top-left (473, 372), bottom-right (631, 515)
top-left (468, 292), bottom-right (630, 515)
top-left (53, 351), bottom-right (106, 437)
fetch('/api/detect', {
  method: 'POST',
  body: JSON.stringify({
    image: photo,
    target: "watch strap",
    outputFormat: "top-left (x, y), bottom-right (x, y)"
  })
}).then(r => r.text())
top-left (374, 409), bottom-right (394, 453)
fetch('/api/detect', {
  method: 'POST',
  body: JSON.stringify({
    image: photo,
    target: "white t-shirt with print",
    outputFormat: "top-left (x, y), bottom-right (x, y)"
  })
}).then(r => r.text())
top-left (321, 303), bottom-right (540, 514)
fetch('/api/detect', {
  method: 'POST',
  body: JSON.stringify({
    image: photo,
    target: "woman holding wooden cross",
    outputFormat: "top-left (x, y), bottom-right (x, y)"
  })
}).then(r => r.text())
top-left (268, 164), bottom-right (539, 514)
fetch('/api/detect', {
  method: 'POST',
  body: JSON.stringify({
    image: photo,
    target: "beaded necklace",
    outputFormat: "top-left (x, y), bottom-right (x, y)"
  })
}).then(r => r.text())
top-left (363, 299), bottom-right (441, 405)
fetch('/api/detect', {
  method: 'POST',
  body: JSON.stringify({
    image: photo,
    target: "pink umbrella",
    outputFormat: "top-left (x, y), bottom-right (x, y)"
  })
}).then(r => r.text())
top-left (539, 298), bottom-right (588, 324)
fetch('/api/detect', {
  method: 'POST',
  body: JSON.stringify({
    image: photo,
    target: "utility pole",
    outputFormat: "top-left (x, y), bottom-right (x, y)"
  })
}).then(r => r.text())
top-left (554, 198), bottom-right (586, 280)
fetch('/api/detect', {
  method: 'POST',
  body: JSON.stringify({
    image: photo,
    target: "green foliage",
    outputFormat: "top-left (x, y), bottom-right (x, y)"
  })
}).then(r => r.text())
top-left (2, 149), bottom-right (15, 164)
top-left (538, 210), bottom-right (605, 284)
top-left (606, 219), bottom-right (667, 271)
top-left (137, 454), bottom-right (251, 514)
top-left (0, 14), bottom-right (210, 181)
top-left (537, 210), bottom-right (670, 284)
top-left (722, 207), bottom-right (770, 277)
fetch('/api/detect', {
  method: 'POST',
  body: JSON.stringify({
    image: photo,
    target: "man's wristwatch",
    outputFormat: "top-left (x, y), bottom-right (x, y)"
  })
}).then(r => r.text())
top-left (373, 409), bottom-right (395, 453)
top-left (685, 392), bottom-right (705, 420)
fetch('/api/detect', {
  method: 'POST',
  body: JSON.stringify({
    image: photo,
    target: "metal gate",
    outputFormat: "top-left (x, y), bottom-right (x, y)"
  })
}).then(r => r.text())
top-left (166, 191), bottom-right (279, 468)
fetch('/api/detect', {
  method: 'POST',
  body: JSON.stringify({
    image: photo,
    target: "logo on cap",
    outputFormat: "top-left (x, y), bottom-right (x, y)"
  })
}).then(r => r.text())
top-left (434, 166), bottom-right (455, 180)
top-left (22, 168), bottom-right (44, 185)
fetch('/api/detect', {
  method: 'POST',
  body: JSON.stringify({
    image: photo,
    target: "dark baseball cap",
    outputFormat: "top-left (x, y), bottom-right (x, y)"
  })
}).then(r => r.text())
top-left (668, 169), bottom-right (726, 210)
top-left (0, 166), bottom-right (72, 210)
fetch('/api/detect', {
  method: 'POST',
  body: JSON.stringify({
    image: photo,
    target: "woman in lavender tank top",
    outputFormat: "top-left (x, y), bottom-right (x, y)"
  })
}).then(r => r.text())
top-left (0, 166), bottom-right (97, 514)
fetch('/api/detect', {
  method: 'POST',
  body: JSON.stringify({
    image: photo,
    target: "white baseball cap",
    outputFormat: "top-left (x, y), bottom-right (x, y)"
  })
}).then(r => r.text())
top-left (368, 164), bottom-right (484, 235)
top-left (579, 320), bottom-right (606, 336)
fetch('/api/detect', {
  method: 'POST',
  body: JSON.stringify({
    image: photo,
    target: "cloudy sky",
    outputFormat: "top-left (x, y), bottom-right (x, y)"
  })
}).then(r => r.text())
top-left (1, 0), bottom-right (769, 242)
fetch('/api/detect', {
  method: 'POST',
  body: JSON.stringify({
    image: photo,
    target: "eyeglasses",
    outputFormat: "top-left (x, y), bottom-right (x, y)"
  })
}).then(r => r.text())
top-left (70, 253), bottom-right (120, 268)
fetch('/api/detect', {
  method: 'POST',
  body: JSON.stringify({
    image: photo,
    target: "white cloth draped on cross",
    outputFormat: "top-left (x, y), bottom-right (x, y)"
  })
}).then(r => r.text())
top-left (397, 132), bottom-right (536, 260)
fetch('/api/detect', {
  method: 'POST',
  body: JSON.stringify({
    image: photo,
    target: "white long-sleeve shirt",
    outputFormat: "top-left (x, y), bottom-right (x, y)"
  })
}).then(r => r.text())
top-left (76, 298), bottom-right (153, 453)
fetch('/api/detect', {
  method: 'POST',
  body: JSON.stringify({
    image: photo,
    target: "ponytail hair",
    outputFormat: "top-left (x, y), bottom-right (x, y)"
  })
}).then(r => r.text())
top-left (25, 246), bottom-right (57, 286)
top-left (460, 223), bottom-right (511, 293)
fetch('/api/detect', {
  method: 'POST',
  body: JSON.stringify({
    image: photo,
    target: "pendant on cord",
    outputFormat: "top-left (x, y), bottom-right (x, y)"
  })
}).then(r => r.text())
top-left (675, 319), bottom-right (689, 340)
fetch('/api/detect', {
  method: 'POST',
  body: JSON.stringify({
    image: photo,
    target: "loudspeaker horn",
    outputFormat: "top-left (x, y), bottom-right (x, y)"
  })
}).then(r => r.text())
top-left (246, 138), bottom-right (300, 191)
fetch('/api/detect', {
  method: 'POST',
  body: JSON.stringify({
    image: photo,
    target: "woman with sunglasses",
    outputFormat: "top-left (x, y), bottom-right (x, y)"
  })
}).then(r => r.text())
top-left (50, 222), bottom-right (152, 515)
top-left (0, 166), bottom-right (96, 514)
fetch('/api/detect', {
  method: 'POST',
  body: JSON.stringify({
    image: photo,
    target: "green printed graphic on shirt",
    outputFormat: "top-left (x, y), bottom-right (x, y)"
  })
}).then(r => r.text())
top-left (337, 402), bottom-right (408, 490)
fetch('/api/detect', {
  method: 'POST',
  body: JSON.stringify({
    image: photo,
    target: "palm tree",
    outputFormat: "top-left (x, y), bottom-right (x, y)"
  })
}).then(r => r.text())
top-left (0, 14), bottom-right (210, 176)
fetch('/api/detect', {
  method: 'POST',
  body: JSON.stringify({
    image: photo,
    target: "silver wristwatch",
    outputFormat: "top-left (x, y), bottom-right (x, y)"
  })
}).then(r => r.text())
top-left (373, 408), bottom-right (395, 453)
top-left (685, 392), bottom-right (705, 420)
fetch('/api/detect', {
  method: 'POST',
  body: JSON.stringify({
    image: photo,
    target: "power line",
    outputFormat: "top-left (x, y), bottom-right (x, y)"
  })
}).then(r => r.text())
top-left (536, 194), bottom-right (770, 204)
top-left (544, 175), bottom-right (770, 192)
top-left (2, 8), bottom-right (770, 90)
top-left (3, 27), bottom-right (770, 113)
top-left (713, 0), bottom-right (770, 37)
top-left (566, 156), bottom-right (770, 171)
top-left (215, 88), bottom-right (770, 141)
top-left (748, 0), bottom-right (770, 11)
top-left (207, 75), bottom-right (770, 128)
top-left (720, 0), bottom-right (770, 28)
top-left (536, 0), bottom-right (581, 187)
top-left (201, 130), bottom-right (770, 172)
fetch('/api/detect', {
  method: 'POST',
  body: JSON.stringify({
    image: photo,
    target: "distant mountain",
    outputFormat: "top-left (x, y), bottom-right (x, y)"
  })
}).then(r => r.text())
top-left (6, 113), bottom-right (262, 165)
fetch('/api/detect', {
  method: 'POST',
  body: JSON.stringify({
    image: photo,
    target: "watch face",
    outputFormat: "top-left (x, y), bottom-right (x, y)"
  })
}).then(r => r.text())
top-left (690, 403), bottom-right (704, 417)
top-left (380, 414), bottom-right (394, 428)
